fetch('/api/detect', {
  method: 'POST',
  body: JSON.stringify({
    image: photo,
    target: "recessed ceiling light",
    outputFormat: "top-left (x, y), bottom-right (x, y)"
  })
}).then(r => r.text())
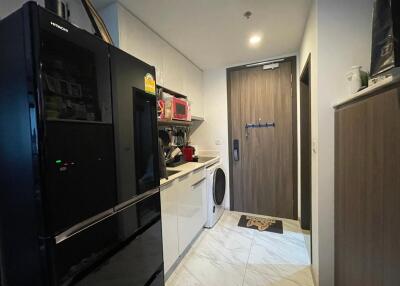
top-left (249, 35), bottom-right (262, 45)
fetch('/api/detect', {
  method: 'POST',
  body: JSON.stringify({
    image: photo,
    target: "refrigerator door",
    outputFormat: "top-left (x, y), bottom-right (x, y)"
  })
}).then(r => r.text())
top-left (37, 7), bottom-right (116, 235)
top-left (48, 192), bottom-right (163, 285)
top-left (38, 7), bottom-right (112, 124)
top-left (110, 47), bottom-right (159, 204)
top-left (133, 89), bottom-right (160, 195)
top-left (43, 122), bottom-right (116, 235)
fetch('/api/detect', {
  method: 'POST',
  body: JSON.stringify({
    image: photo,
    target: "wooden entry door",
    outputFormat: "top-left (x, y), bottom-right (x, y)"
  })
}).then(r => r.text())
top-left (228, 59), bottom-right (296, 219)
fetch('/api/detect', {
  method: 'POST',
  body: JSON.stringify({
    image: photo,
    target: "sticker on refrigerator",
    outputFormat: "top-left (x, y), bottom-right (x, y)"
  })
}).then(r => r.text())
top-left (144, 73), bottom-right (156, 95)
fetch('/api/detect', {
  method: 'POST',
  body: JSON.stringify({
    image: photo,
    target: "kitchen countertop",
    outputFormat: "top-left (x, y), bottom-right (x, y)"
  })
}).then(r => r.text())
top-left (160, 156), bottom-right (220, 187)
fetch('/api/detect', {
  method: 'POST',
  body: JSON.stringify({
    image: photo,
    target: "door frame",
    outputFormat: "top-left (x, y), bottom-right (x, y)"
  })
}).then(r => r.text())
top-left (299, 54), bottom-right (312, 262)
top-left (300, 54), bottom-right (312, 230)
top-left (226, 56), bottom-right (298, 219)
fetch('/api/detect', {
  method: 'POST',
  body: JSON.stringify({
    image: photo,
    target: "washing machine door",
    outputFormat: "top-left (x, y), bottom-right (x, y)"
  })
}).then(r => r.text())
top-left (213, 168), bottom-right (226, 206)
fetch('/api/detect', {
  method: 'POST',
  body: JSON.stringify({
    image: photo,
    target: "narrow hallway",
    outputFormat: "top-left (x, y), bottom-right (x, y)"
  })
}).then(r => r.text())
top-left (167, 211), bottom-right (313, 286)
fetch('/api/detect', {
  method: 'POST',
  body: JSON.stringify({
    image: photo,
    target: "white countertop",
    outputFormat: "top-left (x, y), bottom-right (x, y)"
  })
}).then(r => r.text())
top-left (160, 156), bottom-right (220, 187)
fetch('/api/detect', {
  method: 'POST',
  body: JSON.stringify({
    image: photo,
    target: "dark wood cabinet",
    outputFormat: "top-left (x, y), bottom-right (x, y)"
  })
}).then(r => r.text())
top-left (335, 84), bottom-right (400, 286)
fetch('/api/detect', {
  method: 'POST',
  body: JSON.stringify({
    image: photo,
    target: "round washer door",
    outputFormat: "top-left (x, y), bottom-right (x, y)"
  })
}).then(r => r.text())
top-left (213, 168), bottom-right (226, 205)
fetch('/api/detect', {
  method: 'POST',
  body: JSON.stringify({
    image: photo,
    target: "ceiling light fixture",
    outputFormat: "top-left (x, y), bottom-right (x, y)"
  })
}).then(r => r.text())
top-left (249, 35), bottom-right (261, 45)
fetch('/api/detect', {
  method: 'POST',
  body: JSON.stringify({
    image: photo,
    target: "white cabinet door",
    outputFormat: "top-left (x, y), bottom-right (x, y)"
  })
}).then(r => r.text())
top-left (191, 177), bottom-right (207, 231)
top-left (189, 68), bottom-right (203, 118)
top-left (160, 182), bottom-right (179, 274)
top-left (177, 171), bottom-right (206, 254)
top-left (182, 61), bottom-right (203, 118)
top-left (162, 45), bottom-right (184, 94)
top-left (161, 168), bottom-right (206, 272)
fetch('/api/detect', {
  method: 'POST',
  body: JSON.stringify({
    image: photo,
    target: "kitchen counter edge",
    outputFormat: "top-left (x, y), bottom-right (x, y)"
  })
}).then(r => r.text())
top-left (159, 157), bottom-right (220, 187)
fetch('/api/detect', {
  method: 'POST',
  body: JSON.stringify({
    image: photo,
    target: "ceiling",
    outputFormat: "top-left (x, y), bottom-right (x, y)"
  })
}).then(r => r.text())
top-left (93, 0), bottom-right (312, 70)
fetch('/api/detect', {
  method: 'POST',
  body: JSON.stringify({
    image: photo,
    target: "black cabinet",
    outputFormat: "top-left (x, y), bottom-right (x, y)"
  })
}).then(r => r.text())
top-left (50, 193), bottom-right (163, 285)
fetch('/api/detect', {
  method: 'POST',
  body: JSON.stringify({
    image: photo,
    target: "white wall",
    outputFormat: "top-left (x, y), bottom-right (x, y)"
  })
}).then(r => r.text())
top-left (299, 1), bottom-right (319, 283)
top-left (316, 0), bottom-right (373, 285)
top-left (0, 0), bottom-right (43, 19)
top-left (190, 69), bottom-right (230, 208)
top-left (298, 0), bottom-right (373, 285)
top-left (98, 3), bottom-right (120, 46)
top-left (0, 0), bottom-right (93, 32)
top-left (99, 3), bottom-right (204, 118)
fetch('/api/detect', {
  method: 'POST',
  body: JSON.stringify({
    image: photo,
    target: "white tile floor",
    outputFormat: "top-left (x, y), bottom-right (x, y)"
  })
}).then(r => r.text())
top-left (166, 211), bottom-right (314, 286)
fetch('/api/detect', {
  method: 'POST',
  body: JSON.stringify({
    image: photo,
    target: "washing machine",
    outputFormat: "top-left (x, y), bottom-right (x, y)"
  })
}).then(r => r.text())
top-left (204, 162), bottom-right (226, 228)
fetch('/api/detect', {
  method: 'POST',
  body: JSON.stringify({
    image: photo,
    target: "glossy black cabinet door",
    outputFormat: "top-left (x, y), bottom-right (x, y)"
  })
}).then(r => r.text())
top-left (110, 47), bottom-right (158, 203)
top-left (39, 8), bottom-right (112, 123)
top-left (37, 7), bottom-right (116, 235)
top-left (75, 221), bottom-right (164, 286)
top-left (149, 272), bottom-right (165, 286)
top-left (50, 193), bottom-right (163, 285)
top-left (43, 121), bottom-right (116, 235)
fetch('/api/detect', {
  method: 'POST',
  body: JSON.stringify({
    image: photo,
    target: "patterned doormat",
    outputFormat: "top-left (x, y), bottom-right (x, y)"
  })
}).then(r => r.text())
top-left (238, 215), bottom-right (283, 234)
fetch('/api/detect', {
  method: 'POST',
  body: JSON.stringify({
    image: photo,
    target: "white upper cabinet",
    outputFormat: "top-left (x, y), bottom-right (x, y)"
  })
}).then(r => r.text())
top-left (100, 3), bottom-right (204, 118)
top-left (183, 61), bottom-right (203, 118)
top-left (162, 44), bottom-right (184, 94)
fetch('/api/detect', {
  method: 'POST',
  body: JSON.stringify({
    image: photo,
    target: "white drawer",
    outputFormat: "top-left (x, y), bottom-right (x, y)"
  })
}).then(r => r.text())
top-left (189, 167), bottom-right (205, 186)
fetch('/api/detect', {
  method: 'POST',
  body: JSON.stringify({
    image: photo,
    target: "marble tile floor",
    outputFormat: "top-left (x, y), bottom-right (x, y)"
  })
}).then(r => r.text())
top-left (166, 211), bottom-right (314, 286)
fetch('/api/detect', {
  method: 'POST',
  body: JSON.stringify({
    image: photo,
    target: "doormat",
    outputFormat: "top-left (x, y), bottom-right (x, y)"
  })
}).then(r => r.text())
top-left (238, 215), bottom-right (283, 234)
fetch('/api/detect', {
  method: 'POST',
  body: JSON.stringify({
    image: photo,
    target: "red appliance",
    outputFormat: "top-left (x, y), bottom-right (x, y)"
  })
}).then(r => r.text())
top-left (171, 97), bottom-right (189, 121)
top-left (183, 146), bottom-right (195, 162)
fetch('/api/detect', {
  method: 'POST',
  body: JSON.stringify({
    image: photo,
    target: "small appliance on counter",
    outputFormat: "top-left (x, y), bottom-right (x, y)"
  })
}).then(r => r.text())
top-left (182, 145), bottom-right (195, 162)
top-left (158, 128), bottom-right (187, 167)
top-left (165, 146), bottom-right (185, 167)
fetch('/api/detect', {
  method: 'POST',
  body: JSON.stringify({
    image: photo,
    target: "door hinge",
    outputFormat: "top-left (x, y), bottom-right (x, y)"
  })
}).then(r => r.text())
top-left (291, 74), bottom-right (293, 83)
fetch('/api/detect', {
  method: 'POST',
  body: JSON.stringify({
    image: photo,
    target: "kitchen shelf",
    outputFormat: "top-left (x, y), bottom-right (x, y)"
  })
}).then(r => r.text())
top-left (158, 119), bottom-right (192, 127)
top-left (157, 85), bottom-right (187, 99)
top-left (191, 116), bottom-right (204, 121)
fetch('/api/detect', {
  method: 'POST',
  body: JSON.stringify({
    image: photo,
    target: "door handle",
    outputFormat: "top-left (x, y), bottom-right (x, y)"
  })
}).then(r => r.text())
top-left (192, 178), bottom-right (206, 189)
top-left (233, 139), bottom-right (240, 161)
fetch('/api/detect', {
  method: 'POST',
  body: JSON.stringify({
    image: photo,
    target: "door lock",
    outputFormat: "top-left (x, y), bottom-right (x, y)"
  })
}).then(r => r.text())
top-left (233, 139), bottom-right (240, 161)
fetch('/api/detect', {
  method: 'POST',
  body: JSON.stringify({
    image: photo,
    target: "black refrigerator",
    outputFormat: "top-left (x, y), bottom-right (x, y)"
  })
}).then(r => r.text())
top-left (0, 2), bottom-right (163, 285)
